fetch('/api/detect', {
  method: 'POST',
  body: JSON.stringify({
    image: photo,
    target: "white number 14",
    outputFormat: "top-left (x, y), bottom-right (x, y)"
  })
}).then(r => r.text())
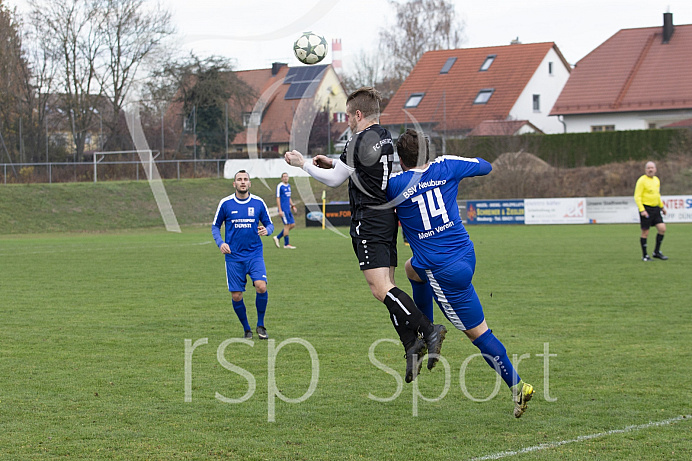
top-left (411, 188), bottom-right (449, 231)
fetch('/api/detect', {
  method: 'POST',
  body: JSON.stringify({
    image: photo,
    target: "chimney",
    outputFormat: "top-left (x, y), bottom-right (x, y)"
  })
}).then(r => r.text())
top-left (331, 39), bottom-right (342, 74)
top-left (663, 12), bottom-right (674, 44)
top-left (271, 62), bottom-right (286, 76)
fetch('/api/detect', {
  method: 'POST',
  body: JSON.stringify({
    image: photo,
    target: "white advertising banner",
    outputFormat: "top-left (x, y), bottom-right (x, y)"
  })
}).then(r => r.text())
top-left (661, 195), bottom-right (692, 223)
top-left (585, 196), bottom-right (639, 224)
top-left (525, 198), bottom-right (588, 225)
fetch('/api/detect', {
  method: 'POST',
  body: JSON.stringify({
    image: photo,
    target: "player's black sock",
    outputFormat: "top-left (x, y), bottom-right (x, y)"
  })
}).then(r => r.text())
top-left (387, 312), bottom-right (418, 350)
top-left (640, 237), bottom-right (647, 257)
top-left (384, 287), bottom-right (434, 347)
top-left (655, 234), bottom-right (664, 253)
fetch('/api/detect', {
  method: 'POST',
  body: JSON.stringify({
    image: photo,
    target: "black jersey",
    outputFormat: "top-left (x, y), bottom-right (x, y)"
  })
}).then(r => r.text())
top-left (339, 124), bottom-right (394, 220)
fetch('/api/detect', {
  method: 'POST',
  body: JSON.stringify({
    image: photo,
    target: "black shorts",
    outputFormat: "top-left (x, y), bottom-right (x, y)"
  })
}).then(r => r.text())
top-left (350, 211), bottom-right (398, 270)
top-left (640, 205), bottom-right (664, 229)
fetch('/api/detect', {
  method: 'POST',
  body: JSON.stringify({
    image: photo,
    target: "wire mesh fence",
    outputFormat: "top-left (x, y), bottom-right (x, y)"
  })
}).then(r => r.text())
top-left (1, 159), bottom-right (228, 184)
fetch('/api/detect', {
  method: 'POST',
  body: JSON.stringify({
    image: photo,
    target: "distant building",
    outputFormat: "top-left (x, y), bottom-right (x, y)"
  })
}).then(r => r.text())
top-left (466, 120), bottom-right (543, 137)
top-left (551, 13), bottom-right (692, 132)
top-left (230, 63), bottom-right (348, 157)
top-left (380, 41), bottom-right (571, 151)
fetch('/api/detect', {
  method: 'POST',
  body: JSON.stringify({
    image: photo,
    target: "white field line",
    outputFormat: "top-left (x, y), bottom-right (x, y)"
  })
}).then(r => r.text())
top-left (470, 415), bottom-right (690, 460)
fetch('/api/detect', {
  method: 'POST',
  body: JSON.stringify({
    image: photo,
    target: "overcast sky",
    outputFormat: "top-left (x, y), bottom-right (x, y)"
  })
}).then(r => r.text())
top-left (8, 0), bottom-right (692, 72)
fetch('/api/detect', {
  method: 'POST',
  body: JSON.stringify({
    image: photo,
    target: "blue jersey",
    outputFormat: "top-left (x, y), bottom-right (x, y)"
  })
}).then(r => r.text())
top-left (276, 182), bottom-right (292, 212)
top-left (212, 193), bottom-right (274, 262)
top-left (387, 156), bottom-right (492, 269)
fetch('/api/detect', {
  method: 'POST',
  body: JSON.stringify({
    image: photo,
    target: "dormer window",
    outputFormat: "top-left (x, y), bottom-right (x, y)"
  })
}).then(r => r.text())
top-left (479, 55), bottom-right (496, 71)
top-left (404, 93), bottom-right (425, 108)
top-left (473, 89), bottom-right (494, 104)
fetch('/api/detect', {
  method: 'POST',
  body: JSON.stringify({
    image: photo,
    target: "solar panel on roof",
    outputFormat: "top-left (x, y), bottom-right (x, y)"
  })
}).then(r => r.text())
top-left (284, 65), bottom-right (327, 99)
top-left (285, 82), bottom-right (319, 100)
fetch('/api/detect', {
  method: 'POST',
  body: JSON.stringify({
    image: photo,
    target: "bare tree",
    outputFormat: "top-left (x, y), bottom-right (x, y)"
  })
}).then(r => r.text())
top-left (29, 0), bottom-right (105, 160)
top-left (96, 0), bottom-right (174, 150)
top-left (22, 7), bottom-right (60, 162)
top-left (379, 0), bottom-right (465, 81)
top-left (0, 0), bottom-right (30, 163)
top-left (341, 48), bottom-right (402, 103)
top-left (25, 0), bottom-right (173, 159)
top-left (342, 49), bottom-right (387, 92)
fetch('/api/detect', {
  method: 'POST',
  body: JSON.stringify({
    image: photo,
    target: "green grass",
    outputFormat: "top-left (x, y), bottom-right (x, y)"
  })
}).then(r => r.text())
top-left (1, 224), bottom-right (690, 460)
top-left (0, 178), bottom-right (348, 234)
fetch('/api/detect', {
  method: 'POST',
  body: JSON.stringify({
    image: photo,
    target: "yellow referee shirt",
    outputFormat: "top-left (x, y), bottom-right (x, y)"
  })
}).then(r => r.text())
top-left (634, 174), bottom-right (664, 212)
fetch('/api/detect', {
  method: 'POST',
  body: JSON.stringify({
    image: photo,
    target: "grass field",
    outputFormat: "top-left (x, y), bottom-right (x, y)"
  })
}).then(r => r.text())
top-left (1, 224), bottom-right (690, 460)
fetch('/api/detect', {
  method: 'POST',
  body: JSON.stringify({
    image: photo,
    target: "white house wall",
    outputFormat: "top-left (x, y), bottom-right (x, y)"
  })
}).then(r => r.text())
top-left (562, 110), bottom-right (692, 133)
top-left (509, 48), bottom-right (571, 134)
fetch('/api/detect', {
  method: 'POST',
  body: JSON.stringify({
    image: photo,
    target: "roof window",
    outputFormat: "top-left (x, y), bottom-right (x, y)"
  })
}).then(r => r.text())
top-left (404, 93), bottom-right (425, 108)
top-left (440, 57), bottom-right (457, 74)
top-left (473, 89), bottom-right (494, 104)
top-left (479, 55), bottom-right (496, 71)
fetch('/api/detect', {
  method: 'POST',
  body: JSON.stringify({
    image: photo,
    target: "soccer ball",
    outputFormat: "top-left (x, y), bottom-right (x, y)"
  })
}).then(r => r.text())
top-left (293, 32), bottom-right (328, 65)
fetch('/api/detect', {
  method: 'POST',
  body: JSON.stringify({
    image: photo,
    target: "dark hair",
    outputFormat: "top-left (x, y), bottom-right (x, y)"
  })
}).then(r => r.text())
top-left (234, 169), bottom-right (250, 180)
top-left (346, 87), bottom-right (382, 118)
top-left (396, 129), bottom-right (430, 168)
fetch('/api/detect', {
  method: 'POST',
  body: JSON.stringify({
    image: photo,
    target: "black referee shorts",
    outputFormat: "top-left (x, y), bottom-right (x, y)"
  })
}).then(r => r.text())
top-left (350, 211), bottom-right (398, 270)
top-left (640, 205), bottom-right (664, 229)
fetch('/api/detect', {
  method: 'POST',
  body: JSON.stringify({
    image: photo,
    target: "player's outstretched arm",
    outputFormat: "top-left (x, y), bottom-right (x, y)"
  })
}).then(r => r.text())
top-left (285, 150), bottom-right (306, 168)
top-left (285, 150), bottom-right (352, 188)
top-left (312, 154), bottom-right (334, 169)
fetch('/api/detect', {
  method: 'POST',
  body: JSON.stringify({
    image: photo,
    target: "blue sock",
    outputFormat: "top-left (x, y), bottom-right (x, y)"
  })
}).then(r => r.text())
top-left (232, 299), bottom-right (251, 332)
top-left (277, 230), bottom-right (284, 239)
top-left (409, 278), bottom-right (434, 322)
top-left (472, 329), bottom-right (521, 388)
top-left (255, 291), bottom-right (268, 327)
top-left (284, 236), bottom-right (289, 246)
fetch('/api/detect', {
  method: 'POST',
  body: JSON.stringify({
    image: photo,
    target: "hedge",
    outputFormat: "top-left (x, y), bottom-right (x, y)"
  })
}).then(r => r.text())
top-left (445, 128), bottom-right (692, 167)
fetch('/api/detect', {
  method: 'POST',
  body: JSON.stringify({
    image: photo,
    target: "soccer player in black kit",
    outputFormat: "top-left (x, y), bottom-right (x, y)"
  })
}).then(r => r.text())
top-left (285, 87), bottom-right (446, 382)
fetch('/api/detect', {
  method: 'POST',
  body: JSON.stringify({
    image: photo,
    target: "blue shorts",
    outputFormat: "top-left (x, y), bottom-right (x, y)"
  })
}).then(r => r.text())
top-left (281, 209), bottom-right (295, 226)
top-left (225, 258), bottom-right (268, 292)
top-left (413, 251), bottom-right (485, 331)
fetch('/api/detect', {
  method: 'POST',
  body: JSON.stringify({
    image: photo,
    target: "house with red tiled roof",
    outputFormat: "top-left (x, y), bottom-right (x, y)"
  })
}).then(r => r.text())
top-left (551, 13), bottom-right (692, 133)
top-left (663, 117), bottom-right (692, 129)
top-left (380, 42), bottom-right (571, 149)
top-left (467, 120), bottom-right (543, 137)
top-left (230, 63), bottom-right (348, 156)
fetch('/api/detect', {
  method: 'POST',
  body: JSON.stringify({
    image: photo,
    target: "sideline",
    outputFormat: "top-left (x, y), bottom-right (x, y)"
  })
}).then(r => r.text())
top-left (470, 415), bottom-right (690, 460)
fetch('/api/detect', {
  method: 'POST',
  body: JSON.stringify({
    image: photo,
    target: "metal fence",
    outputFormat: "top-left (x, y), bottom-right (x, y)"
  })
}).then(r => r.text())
top-left (1, 159), bottom-right (228, 184)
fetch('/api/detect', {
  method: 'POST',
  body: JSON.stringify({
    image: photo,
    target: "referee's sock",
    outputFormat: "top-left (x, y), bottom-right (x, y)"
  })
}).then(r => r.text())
top-left (384, 287), bottom-right (434, 348)
top-left (472, 329), bottom-right (521, 388)
top-left (232, 299), bottom-right (252, 332)
top-left (409, 278), bottom-right (434, 322)
top-left (255, 291), bottom-right (268, 327)
top-left (655, 234), bottom-right (664, 253)
top-left (640, 237), bottom-right (648, 257)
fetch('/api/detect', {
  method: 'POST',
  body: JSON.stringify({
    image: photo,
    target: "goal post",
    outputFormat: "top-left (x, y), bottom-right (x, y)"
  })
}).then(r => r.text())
top-left (93, 150), bottom-right (160, 182)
